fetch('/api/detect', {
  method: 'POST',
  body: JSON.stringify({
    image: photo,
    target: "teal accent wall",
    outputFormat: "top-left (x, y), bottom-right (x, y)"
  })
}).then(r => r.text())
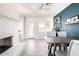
top-left (54, 3), bottom-right (79, 38)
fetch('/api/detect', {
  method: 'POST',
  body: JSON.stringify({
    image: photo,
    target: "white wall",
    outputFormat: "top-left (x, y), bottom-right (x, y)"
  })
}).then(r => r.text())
top-left (0, 16), bottom-right (20, 45)
top-left (19, 17), bottom-right (24, 41)
top-left (0, 16), bottom-right (25, 45)
top-left (0, 4), bottom-right (24, 46)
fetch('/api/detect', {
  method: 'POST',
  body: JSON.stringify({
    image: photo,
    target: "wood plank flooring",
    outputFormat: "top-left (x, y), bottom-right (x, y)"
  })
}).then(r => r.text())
top-left (22, 39), bottom-right (48, 56)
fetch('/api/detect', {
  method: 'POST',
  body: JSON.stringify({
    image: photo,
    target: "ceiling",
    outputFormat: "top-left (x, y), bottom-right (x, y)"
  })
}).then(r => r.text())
top-left (17, 3), bottom-right (71, 17)
top-left (19, 3), bottom-right (53, 17)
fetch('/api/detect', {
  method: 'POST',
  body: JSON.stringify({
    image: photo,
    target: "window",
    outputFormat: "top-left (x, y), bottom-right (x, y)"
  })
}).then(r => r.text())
top-left (28, 22), bottom-right (34, 36)
top-left (39, 21), bottom-right (50, 32)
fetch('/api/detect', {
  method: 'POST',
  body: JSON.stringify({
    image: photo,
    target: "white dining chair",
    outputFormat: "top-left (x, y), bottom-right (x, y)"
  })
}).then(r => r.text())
top-left (67, 40), bottom-right (79, 56)
top-left (55, 40), bottom-right (79, 56)
top-left (47, 31), bottom-right (56, 37)
top-left (57, 31), bottom-right (67, 37)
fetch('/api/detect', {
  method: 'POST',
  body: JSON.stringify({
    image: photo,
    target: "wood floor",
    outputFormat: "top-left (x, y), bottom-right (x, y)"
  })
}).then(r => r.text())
top-left (22, 39), bottom-right (48, 56)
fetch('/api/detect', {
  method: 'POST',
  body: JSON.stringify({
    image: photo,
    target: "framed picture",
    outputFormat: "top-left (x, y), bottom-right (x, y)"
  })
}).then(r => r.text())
top-left (54, 16), bottom-right (61, 31)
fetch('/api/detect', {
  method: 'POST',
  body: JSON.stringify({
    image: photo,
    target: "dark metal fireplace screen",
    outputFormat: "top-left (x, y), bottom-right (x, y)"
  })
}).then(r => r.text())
top-left (0, 36), bottom-right (12, 54)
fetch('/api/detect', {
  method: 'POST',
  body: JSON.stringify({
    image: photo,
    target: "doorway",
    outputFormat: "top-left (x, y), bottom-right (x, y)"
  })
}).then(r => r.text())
top-left (28, 22), bottom-right (34, 37)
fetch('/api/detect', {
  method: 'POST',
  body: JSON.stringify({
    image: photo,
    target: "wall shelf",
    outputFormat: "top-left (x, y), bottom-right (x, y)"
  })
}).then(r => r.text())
top-left (65, 15), bottom-right (79, 25)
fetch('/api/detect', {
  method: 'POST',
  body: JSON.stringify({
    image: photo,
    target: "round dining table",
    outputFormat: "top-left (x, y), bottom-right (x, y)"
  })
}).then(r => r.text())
top-left (45, 36), bottom-right (72, 56)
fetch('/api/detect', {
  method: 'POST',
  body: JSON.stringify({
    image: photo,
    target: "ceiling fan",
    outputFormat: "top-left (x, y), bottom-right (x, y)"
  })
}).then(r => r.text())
top-left (39, 3), bottom-right (52, 9)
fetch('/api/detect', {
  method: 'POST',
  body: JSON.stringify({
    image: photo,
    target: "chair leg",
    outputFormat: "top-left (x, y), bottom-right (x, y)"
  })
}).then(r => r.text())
top-left (48, 44), bottom-right (52, 56)
top-left (59, 44), bottom-right (62, 50)
top-left (63, 43), bottom-right (68, 51)
top-left (48, 44), bottom-right (50, 50)
top-left (53, 44), bottom-right (56, 56)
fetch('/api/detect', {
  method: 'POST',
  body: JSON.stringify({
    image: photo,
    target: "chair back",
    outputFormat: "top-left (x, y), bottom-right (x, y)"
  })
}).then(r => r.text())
top-left (57, 31), bottom-right (67, 37)
top-left (47, 31), bottom-right (56, 37)
top-left (67, 40), bottom-right (79, 56)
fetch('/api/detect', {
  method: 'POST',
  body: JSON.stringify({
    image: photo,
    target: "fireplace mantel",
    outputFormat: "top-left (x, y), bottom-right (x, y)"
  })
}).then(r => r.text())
top-left (0, 35), bottom-right (12, 40)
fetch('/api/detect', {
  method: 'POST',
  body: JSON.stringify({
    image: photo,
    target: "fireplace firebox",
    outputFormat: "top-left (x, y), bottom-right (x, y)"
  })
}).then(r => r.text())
top-left (0, 36), bottom-right (12, 54)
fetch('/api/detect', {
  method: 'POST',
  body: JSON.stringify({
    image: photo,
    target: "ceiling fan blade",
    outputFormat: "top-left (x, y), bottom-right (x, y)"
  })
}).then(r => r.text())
top-left (39, 3), bottom-right (44, 9)
top-left (39, 3), bottom-right (52, 9)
